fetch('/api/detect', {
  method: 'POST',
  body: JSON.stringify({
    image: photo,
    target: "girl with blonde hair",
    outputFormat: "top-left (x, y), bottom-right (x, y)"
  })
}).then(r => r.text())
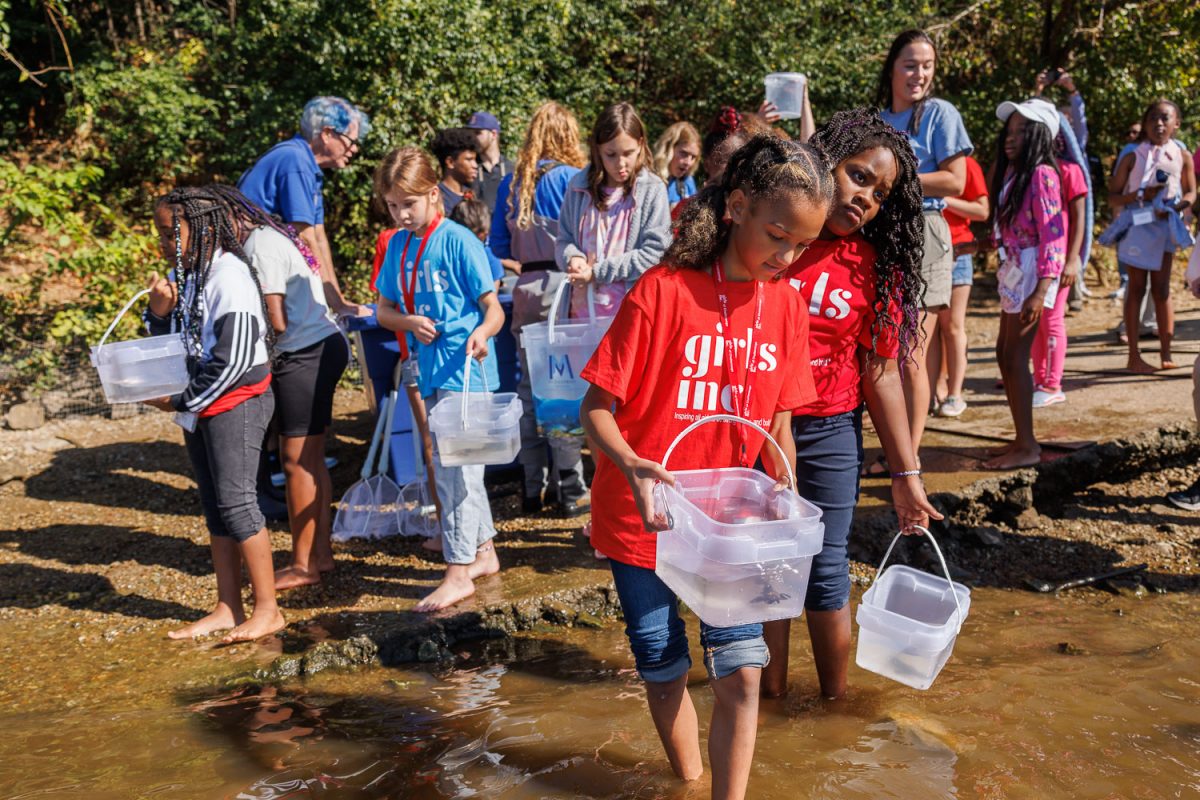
top-left (653, 121), bottom-right (702, 207)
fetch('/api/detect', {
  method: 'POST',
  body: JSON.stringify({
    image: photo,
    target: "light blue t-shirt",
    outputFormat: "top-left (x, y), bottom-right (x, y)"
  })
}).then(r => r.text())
top-left (880, 98), bottom-right (973, 212)
top-left (666, 175), bottom-right (697, 204)
top-left (376, 220), bottom-right (499, 398)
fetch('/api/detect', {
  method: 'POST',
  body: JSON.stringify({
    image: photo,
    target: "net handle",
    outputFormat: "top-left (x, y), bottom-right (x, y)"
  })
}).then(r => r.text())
top-left (660, 413), bottom-right (796, 491)
top-left (98, 288), bottom-right (152, 349)
top-left (871, 525), bottom-right (965, 634)
top-left (378, 387), bottom-right (399, 476)
top-left (546, 279), bottom-right (596, 343)
top-left (362, 395), bottom-right (391, 481)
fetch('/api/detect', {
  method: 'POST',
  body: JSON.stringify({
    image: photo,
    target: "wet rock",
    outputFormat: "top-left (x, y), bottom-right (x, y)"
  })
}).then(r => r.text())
top-left (1057, 642), bottom-right (1089, 656)
top-left (417, 639), bottom-right (442, 662)
top-left (575, 612), bottom-right (605, 629)
top-left (542, 601), bottom-right (576, 626)
top-left (5, 402), bottom-right (45, 431)
top-left (972, 525), bottom-right (1006, 548)
top-left (1106, 578), bottom-right (1147, 599)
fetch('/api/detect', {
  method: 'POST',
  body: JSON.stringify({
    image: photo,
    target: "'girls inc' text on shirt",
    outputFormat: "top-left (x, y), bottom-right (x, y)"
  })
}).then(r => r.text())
top-left (677, 320), bottom-right (782, 426)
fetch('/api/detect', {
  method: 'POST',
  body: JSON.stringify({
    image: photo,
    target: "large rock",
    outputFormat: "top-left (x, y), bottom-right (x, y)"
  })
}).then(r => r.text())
top-left (5, 401), bottom-right (45, 431)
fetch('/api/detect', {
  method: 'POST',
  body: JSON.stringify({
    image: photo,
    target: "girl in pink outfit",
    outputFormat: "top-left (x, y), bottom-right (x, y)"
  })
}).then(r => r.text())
top-left (985, 99), bottom-right (1066, 470)
top-left (1031, 138), bottom-right (1089, 408)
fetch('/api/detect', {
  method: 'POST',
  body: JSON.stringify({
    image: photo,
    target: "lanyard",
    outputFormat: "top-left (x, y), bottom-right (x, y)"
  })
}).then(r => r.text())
top-left (713, 258), bottom-right (764, 466)
top-left (398, 215), bottom-right (442, 313)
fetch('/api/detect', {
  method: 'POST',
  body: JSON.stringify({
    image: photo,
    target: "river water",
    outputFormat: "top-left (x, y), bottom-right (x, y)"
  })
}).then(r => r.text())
top-left (2, 587), bottom-right (1198, 799)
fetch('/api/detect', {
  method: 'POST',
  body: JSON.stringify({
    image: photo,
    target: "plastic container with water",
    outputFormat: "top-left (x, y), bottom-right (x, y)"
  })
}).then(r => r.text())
top-left (653, 415), bottom-right (826, 627)
top-left (855, 527), bottom-right (971, 690)
top-left (90, 288), bottom-right (190, 404)
top-left (764, 72), bottom-right (807, 120)
top-left (429, 355), bottom-right (522, 467)
top-left (520, 282), bottom-right (613, 437)
top-left (398, 479), bottom-right (440, 538)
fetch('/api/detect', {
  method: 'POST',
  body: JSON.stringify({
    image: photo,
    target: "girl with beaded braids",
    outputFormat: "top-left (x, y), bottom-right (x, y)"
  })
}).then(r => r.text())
top-left (761, 108), bottom-right (942, 700)
top-left (579, 135), bottom-right (829, 799)
top-left (207, 184), bottom-right (350, 592)
top-left (142, 185), bottom-right (284, 643)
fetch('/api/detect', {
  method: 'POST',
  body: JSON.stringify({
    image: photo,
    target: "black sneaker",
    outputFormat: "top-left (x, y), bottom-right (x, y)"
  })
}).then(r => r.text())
top-left (557, 492), bottom-right (592, 518)
top-left (1166, 478), bottom-right (1200, 512)
top-left (522, 494), bottom-right (544, 514)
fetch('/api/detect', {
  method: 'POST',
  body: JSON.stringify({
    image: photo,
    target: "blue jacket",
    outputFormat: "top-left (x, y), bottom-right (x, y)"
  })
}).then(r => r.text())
top-left (488, 161), bottom-right (580, 266)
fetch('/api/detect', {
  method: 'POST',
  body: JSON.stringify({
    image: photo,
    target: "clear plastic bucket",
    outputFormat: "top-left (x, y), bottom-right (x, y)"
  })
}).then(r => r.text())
top-left (855, 527), bottom-right (971, 690)
top-left (519, 282), bottom-right (613, 437)
top-left (429, 355), bottom-right (523, 466)
top-left (89, 288), bottom-right (190, 404)
top-left (764, 72), bottom-right (807, 120)
top-left (653, 415), bottom-right (825, 627)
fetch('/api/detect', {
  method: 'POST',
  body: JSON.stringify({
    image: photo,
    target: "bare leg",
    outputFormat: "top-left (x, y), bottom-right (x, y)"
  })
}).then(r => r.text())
top-left (466, 539), bottom-right (500, 579)
top-left (806, 606), bottom-right (852, 699)
top-left (1149, 255), bottom-right (1175, 368)
top-left (223, 529), bottom-right (285, 642)
top-left (414, 563), bottom-right (477, 612)
top-left (709, 667), bottom-right (762, 800)
top-left (945, 284), bottom-right (971, 399)
top-left (903, 309), bottom-right (940, 454)
top-left (275, 433), bottom-right (329, 590)
top-left (645, 673), bottom-right (704, 782)
top-left (1124, 267), bottom-right (1156, 374)
top-left (985, 313), bottom-right (1043, 469)
top-left (761, 619), bottom-right (791, 698)
top-left (169, 536), bottom-right (244, 639)
top-left (928, 310), bottom-right (947, 406)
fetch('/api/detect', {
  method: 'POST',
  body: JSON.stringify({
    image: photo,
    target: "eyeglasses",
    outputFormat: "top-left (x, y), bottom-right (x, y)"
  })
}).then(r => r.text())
top-left (331, 129), bottom-right (361, 152)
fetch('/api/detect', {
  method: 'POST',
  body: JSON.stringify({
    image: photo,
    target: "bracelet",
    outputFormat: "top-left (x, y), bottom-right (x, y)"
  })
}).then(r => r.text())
top-left (891, 469), bottom-right (921, 479)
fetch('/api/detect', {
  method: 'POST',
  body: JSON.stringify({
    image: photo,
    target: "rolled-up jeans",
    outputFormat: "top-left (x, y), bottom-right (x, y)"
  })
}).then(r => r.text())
top-left (429, 388), bottom-right (498, 565)
top-left (609, 558), bottom-right (769, 683)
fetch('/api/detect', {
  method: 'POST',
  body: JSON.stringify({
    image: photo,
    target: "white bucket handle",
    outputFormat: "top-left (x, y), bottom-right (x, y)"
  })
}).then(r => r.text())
top-left (872, 525), bottom-right (965, 634)
top-left (98, 288), bottom-right (153, 349)
top-left (546, 279), bottom-right (596, 343)
top-left (362, 395), bottom-right (391, 481)
top-left (660, 413), bottom-right (797, 491)
top-left (459, 352), bottom-right (486, 428)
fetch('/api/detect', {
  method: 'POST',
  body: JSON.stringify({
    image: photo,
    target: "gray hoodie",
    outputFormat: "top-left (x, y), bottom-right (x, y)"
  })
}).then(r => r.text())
top-left (554, 167), bottom-right (672, 284)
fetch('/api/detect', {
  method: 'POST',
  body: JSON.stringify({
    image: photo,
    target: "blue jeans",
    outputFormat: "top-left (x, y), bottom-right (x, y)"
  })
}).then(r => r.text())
top-left (609, 559), bottom-right (769, 683)
top-left (792, 408), bottom-right (863, 612)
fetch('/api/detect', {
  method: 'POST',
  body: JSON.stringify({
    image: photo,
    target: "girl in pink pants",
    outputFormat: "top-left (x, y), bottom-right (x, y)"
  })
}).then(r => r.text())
top-left (1033, 151), bottom-right (1089, 407)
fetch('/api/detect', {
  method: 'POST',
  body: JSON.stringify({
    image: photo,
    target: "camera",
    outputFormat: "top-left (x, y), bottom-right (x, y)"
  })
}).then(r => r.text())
top-left (1045, 67), bottom-right (1063, 85)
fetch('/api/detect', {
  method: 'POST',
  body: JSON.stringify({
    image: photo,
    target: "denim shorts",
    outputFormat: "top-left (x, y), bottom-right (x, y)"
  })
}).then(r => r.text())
top-left (609, 559), bottom-right (769, 683)
top-left (183, 389), bottom-right (274, 542)
top-left (951, 253), bottom-right (974, 287)
top-left (792, 408), bottom-right (863, 612)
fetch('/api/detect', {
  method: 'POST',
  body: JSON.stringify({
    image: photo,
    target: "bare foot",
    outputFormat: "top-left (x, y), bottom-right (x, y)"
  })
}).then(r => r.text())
top-left (315, 556), bottom-right (335, 573)
top-left (983, 445), bottom-right (1042, 470)
top-left (168, 606), bottom-right (241, 639)
top-left (274, 566), bottom-right (321, 590)
top-left (1126, 356), bottom-right (1157, 375)
top-left (987, 441), bottom-right (1016, 457)
top-left (414, 574), bottom-right (476, 613)
top-left (467, 541), bottom-right (500, 580)
top-left (221, 608), bottom-right (286, 643)
top-left (421, 536), bottom-right (443, 553)
top-left (1161, 360), bottom-right (1178, 370)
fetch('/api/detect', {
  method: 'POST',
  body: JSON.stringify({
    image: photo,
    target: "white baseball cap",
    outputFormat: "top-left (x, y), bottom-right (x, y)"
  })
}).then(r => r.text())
top-left (996, 98), bottom-right (1060, 139)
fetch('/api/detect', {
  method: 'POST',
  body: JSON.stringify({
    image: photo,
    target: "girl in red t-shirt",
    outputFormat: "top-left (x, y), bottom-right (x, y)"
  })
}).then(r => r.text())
top-left (762, 108), bottom-right (943, 700)
top-left (580, 136), bottom-right (831, 799)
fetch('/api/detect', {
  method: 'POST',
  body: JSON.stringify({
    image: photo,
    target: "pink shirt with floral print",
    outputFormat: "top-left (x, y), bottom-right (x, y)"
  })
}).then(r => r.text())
top-left (998, 164), bottom-right (1066, 279)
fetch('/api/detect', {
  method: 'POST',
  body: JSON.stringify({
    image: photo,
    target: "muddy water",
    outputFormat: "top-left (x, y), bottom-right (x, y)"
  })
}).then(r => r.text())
top-left (2, 588), bottom-right (1199, 799)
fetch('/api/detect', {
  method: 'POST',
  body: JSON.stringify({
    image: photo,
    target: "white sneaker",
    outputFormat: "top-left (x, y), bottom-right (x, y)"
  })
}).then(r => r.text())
top-left (1079, 285), bottom-right (1093, 298)
top-left (938, 396), bottom-right (967, 417)
top-left (1032, 388), bottom-right (1066, 408)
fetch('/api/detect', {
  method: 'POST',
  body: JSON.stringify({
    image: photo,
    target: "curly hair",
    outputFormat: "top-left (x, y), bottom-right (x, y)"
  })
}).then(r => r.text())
top-left (206, 184), bottom-right (322, 277)
top-left (155, 186), bottom-right (275, 357)
top-left (653, 121), bottom-right (702, 181)
top-left (665, 134), bottom-right (833, 271)
top-left (509, 101), bottom-right (587, 230)
top-left (811, 107), bottom-right (926, 363)
top-left (430, 127), bottom-right (478, 174)
top-left (586, 102), bottom-right (654, 207)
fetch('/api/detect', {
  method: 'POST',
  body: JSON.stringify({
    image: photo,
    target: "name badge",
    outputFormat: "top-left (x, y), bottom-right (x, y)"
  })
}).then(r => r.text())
top-left (173, 411), bottom-right (198, 432)
top-left (1131, 207), bottom-right (1155, 227)
top-left (1001, 264), bottom-right (1024, 291)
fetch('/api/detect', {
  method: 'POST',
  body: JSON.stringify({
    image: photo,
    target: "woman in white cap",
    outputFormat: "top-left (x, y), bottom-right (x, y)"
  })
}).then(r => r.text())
top-left (985, 98), bottom-right (1067, 470)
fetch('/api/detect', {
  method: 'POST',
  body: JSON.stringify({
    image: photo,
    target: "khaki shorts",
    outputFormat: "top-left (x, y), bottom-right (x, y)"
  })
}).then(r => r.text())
top-left (921, 210), bottom-right (954, 309)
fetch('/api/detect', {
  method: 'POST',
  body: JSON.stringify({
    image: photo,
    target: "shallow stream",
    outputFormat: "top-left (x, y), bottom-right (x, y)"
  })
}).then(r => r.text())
top-left (2, 587), bottom-right (1198, 799)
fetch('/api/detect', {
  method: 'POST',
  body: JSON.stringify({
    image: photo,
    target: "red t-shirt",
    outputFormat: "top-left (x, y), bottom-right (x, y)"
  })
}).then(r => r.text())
top-left (1059, 160), bottom-right (1088, 203)
top-left (581, 264), bottom-right (817, 569)
top-left (370, 228), bottom-right (408, 359)
top-left (785, 234), bottom-right (900, 417)
top-left (942, 156), bottom-right (988, 245)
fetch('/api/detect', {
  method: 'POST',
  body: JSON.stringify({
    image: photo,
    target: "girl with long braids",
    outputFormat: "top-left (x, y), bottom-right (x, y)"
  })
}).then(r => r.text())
top-left (580, 135), bottom-right (829, 799)
top-left (985, 99), bottom-right (1066, 469)
top-left (143, 186), bottom-right (284, 643)
top-left (207, 185), bottom-right (350, 590)
top-left (762, 108), bottom-right (942, 699)
top-left (876, 28), bottom-right (974, 464)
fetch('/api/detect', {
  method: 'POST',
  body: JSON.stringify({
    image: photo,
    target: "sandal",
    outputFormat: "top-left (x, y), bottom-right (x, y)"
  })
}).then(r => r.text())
top-left (860, 453), bottom-right (889, 478)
